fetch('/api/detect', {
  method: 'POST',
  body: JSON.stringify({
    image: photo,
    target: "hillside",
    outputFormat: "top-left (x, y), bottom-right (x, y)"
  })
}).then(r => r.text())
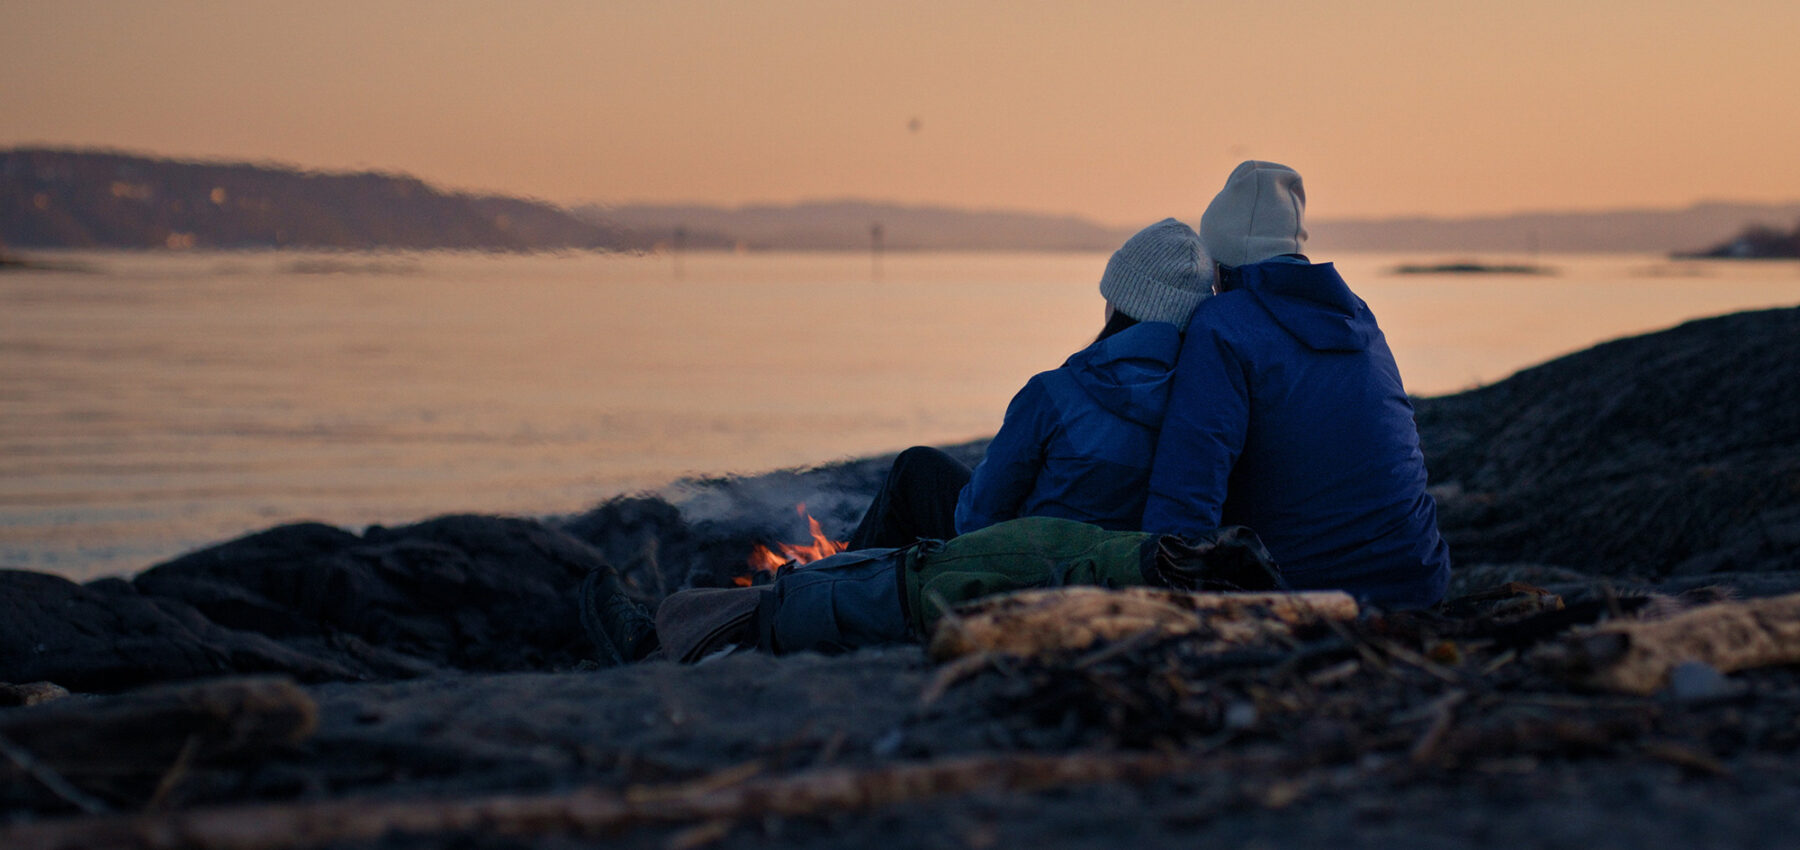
top-left (0, 149), bottom-right (647, 252)
top-left (1314, 203), bottom-right (1800, 255)
top-left (1680, 220), bottom-right (1800, 258)
top-left (591, 198), bottom-right (1800, 254)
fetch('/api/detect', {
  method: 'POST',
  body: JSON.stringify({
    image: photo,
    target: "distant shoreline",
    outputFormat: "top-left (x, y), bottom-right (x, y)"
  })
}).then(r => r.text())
top-left (10, 148), bottom-right (1800, 255)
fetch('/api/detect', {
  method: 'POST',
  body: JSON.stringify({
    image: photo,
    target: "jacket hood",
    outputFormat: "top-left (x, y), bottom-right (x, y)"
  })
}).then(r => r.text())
top-left (1063, 321), bottom-right (1181, 427)
top-left (1241, 261), bottom-right (1379, 352)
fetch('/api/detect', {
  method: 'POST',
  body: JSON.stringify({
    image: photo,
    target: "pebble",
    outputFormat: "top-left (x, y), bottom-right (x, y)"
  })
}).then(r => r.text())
top-left (1666, 660), bottom-right (1737, 702)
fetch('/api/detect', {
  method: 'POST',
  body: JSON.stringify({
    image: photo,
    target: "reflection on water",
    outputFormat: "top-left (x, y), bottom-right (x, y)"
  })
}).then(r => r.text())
top-left (2, 250), bottom-right (1797, 579)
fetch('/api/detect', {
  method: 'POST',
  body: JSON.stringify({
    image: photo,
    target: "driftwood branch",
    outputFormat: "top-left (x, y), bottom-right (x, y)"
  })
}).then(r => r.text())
top-left (0, 677), bottom-right (317, 809)
top-left (0, 732), bottom-right (112, 815)
top-left (1552, 592), bottom-right (1800, 694)
top-left (0, 681), bottom-right (72, 707)
top-left (927, 587), bottom-right (1359, 661)
top-left (0, 750), bottom-right (1227, 850)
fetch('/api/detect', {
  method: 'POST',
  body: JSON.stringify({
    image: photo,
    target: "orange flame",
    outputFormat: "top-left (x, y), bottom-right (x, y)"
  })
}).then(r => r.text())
top-left (741, 503), bottom-right (848, 585)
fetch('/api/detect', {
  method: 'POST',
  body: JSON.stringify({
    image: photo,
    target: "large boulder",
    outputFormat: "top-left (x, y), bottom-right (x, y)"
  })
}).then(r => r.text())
top-left (1417, 307), bottom-right (1800, 577)
top-left (1, 515), bottom-right (613, 691)
top-left (0, 570), bottom-right (360, 692)
top-left (135, 515), bottom-right (604, 674)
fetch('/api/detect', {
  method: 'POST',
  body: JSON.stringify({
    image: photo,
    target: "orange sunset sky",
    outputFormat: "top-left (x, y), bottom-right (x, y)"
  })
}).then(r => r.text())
top-left (4, 0), bottom-right (1797, 224)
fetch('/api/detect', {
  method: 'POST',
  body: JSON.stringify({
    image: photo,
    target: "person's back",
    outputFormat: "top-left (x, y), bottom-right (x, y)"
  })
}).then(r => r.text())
top-left (953, 319), bottom-right (1180, 534)
top-left (852, 218), bottom-right (1213, 548)
top-left (1144, 162), bottom-right (1450, 609)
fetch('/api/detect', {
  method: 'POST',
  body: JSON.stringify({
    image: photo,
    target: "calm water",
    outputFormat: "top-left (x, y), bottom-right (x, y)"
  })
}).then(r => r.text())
top-left (3, 249), bottom-right (1798, 580)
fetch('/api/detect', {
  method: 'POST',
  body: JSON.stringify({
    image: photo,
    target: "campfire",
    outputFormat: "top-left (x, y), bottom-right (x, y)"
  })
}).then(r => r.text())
top-left (743, 504), bottom-right (849, 585)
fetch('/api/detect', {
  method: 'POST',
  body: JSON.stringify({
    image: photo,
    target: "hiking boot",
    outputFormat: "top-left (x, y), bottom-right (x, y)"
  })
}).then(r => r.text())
top-left (579, 567), bottom-right (658, 666)
top-left (1149, 526), bottom-right (1285, 592)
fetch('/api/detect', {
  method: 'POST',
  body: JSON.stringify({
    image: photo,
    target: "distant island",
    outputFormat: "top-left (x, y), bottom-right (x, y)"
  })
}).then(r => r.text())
top-left (1391, 261), bottom-right (1555, 275)
top-left (1, 148), bottom-right (648, 252)
top-left (1679, 220), bottom-right (1800, 259)
top-left (589, 199), bottom-right (1800, 255)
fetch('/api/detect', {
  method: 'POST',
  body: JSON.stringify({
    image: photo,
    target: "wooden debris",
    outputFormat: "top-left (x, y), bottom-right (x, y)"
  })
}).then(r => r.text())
top-left (0, 676), bottom-right (317, 808)
top-left (1551, 591), bottom-right (1800, 694)
top-left (0, 732), bottom-right (113, 815)
top-left (1440, 582), bottom-right (1565, 622)
top-left (927, 586), bottom-right (1359, 662)
top-left (0, 750), bottom-right (1229, 850)
top-left (0, 681), bottom-right (71, 707)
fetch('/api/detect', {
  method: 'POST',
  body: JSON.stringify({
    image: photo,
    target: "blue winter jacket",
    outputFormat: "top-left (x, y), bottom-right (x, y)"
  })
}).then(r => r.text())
top-left (1143, 260), bottom-right (1451, 609)
top-left (955, 321), bottom-right (1182, 536)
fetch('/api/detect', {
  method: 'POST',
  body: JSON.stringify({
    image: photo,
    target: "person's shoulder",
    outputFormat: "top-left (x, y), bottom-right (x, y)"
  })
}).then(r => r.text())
top-left (1013, 369), bottom-right (1065, 405)
top-left (1186, 290), bottom-right (1264, 333)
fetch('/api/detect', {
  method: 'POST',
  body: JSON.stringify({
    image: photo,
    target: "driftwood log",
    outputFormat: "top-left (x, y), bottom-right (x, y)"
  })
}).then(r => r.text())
top-left (1553, 591), bottom-right (1800, 694)
top-left (0, 676), bottom-right (317, 812)
top-left (927, 587), bottom-right (1360, 662)
top-left (0, 750), bottom-right (1237, 850)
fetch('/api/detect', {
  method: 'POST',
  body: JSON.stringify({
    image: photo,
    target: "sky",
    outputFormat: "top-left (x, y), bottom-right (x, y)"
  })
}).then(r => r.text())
top-left (3, 0), bottom-right (1798, 224)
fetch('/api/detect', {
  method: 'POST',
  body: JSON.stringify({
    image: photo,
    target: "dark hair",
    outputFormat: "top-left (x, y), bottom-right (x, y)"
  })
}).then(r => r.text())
top-left (1094, 309), bottom-right (1140, 343)
top-left (1214, 262), bottom-right (1242, 293)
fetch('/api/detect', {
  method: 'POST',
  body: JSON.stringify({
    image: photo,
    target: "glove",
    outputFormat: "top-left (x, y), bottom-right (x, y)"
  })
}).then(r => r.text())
top-left (1148, 526), bottom-right (1285, 592)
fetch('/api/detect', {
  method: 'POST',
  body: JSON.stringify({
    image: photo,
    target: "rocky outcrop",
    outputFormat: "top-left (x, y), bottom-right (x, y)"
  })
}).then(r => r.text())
top-left (1417, 307), bottom-right (1800, 576)
top-left (2, 516), bottom-right (623, 691)
top-left (0, 569), bottom-right (364, 692)
top-left (1681, 220), bottom-right (1800, 258)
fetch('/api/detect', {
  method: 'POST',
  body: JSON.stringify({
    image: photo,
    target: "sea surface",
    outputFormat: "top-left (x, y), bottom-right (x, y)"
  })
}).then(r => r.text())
top-left (3, 249), bottom-right (1798, 580)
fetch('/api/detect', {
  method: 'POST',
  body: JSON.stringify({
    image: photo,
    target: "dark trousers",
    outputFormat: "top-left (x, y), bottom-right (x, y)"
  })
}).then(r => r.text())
top-left (847, 446), bottom-right (972, 549)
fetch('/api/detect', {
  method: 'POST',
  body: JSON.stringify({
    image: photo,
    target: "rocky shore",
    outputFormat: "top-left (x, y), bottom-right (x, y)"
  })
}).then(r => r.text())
top-left (4, 307), bottom-right (1800, 848)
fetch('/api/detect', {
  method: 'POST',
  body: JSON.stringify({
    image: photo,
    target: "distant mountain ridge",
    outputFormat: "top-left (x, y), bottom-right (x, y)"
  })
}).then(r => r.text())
top-left (1, 148), bottom-right (647, 251)
top-left (1313, 203), bottom-right (1800, 255)
top-left (592, 200), bottom-right (1800, 255)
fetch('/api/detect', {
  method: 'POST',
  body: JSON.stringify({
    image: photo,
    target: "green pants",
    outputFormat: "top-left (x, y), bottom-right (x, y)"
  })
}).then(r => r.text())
top-left (659, 517), bottom-right (1161, 661)
top-left (901, 517), bottom-right (1156, 634)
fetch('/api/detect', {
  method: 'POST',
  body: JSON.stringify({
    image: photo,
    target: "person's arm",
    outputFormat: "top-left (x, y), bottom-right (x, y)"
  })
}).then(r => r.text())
top-left (1143, 320), bottom-right (1248, 535)
top-left (954, 377), bottom-right (1055, 535)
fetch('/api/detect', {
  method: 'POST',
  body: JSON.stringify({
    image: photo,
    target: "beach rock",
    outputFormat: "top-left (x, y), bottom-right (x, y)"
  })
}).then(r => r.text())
top-left (1417, 307), bottom-right (1800, 578)
top-left (0, 515), bottom-right (620, 692)
top-left (0, 570), bottom-right (360, 692)
top-left (1666, 660), bottom-right (1737, 702)
top-left (135, 515), bottom-right (604, 676)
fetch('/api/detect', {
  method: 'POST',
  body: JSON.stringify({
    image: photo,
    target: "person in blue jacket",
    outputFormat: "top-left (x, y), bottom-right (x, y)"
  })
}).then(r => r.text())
top-left (847, 218), bottom-right (1216, 549)
top-left (1143, 161), bottom-right (1451, 610)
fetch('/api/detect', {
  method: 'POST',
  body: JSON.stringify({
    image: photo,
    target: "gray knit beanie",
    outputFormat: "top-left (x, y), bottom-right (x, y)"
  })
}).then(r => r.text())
top-left (1200, 160), bottom-right (1308, 268)
top-left (1098, 218), bottom-right (1213, 326)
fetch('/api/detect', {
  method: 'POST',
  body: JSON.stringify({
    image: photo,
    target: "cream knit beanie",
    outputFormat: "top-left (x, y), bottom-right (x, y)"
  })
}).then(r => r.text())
top-left (1200, 161), bottom-right (1308, 268)
top-left (1097, 218), bottom-right (1213, 326)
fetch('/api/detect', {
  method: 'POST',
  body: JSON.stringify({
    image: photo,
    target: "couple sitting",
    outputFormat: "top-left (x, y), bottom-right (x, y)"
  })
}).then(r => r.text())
top-left (586, 161), bottom-right (1451, 666)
